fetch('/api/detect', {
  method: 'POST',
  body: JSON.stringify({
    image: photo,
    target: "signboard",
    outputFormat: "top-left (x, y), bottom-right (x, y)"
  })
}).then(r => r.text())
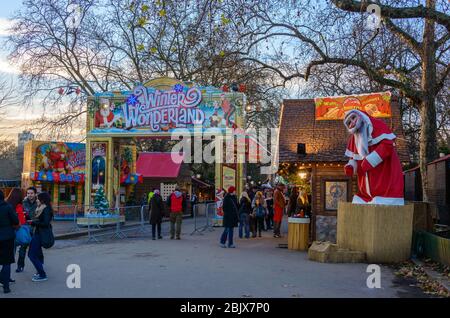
top-left (91, 142), bottom-right (107, 190)
top-left (314, 91), bottom-right (392, 120)
top-left (222, 166), bottom-right (236, 191)
top-left (89, 81), bottom-right (244, 136)
top-left (35, 142), bottom-right (85, 174)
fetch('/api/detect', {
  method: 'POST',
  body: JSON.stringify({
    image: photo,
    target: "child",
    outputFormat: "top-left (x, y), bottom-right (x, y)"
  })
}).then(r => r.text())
top-left (253, 198), bottom-right (266, 237)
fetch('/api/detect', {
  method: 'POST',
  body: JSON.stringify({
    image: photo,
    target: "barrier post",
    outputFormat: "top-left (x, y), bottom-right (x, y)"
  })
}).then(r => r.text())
top-left (136, 205), bottom-right (151, 234)
top-left (190, 204), bottom-right (204, 235)
top-left (111, 207), bottom-right (127, 239)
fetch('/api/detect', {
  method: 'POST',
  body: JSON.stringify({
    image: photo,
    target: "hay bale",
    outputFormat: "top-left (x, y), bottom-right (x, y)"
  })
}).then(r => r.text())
top-left (308, 241), bottom-right (366, 263)
top-left (337, 202), bottom-right (414, 263)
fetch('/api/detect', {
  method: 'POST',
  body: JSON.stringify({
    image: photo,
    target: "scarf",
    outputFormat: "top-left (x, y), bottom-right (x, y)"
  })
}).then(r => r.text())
top-left (34, 204), bottom-right (47, 219)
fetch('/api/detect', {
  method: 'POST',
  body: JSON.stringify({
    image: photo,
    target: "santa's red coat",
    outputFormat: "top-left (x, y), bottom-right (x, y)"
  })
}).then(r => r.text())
top-left (95, 110), bottom-right (114, 128)
top-left (344, 112), bottom-right (404, 205)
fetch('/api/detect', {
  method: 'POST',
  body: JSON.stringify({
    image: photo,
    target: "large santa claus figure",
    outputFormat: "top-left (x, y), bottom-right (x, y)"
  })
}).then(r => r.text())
top-left (343, 109), bottom-right (404, 205)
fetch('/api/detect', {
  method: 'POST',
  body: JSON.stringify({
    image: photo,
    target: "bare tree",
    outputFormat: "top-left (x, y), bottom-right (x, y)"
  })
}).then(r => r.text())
top-left (222, 0), bottom-right (449, 201)
top-left (7, 0), bottom-right (283, 143)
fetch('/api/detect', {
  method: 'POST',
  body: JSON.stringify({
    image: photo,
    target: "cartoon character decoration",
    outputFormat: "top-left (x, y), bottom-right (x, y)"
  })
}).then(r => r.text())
top-left (215, 188), bottom-right (225, 217)
top-left (94, 98), bottom-right (115, 128)
top-left (343, 109), bottom-right (404, 205)
top-left (120, 147), bottom-right (133, 183)
top-left (220, 94), bottom-right (237, 129)
top-left (209, 101), bottom-right (222, 127)
top-left (37, 143), bottom-right (71, 173)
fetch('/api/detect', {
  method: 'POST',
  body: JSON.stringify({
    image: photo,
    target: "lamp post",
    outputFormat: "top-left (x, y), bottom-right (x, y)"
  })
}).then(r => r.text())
top-left (96, 159), bottom-right (100, 187)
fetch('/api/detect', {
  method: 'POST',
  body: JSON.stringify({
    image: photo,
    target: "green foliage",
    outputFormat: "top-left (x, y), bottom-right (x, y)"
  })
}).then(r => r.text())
top-left (94, 186), bottom-right (109, 214)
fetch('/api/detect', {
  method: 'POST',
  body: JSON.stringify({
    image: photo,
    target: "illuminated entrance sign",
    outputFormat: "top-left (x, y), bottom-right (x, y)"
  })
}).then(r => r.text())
top-left (122, 85), bottom-right (205, 131)
top-left (88, 79), bottom-right (244, 136)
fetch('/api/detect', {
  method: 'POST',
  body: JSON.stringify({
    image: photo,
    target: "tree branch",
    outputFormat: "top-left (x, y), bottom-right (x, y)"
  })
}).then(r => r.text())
top-left (331, 0), bottom-right (450, 32)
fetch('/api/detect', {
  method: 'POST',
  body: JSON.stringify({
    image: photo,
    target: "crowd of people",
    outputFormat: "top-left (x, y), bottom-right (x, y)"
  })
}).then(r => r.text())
top-left (0, 187), bottom-right (54, 294)
top-left (219, 183), bottom-right (311, 248)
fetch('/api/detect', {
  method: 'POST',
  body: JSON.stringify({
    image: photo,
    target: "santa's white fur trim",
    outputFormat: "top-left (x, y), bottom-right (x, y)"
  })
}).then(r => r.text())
top-left (345, 149), bottom-right (364, 160)
top-left (346, 159), bottom-right (357, 174)
top-left (369, 196), bottom-right (404, 205)
top-left (369, 133), bottom-right (396, 146)
top-left (365, 151), bottom-right (383, 168)
top-left (352, 195), bottom-right (369, 204)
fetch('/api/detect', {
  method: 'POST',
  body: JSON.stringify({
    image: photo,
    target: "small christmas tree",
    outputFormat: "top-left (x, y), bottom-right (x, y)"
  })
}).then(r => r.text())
top-left (94, 186), bottom-right (109, 215)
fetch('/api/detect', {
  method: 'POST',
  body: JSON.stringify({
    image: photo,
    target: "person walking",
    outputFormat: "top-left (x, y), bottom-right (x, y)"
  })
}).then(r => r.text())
top-left (149, 189), bottom-right (164, 240)
top-left (238, 192), bottom-right (251, 239)
top-left (168, 188), bottom-right (184, 240)
top-left (220, 186), bottom-right (239, 248)
top-left (0, 190), bottom-right (19, 293)
top-left (28, 192), bottom-right (53, 282)
top-left (6, 188), bottom-right (28, 273)
top-left (273, 184), bottom-right (286, 238)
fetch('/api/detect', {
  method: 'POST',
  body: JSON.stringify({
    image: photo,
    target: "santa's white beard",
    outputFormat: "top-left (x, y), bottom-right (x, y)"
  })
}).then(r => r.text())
top-left (353, 125), bottom-right (369, 157)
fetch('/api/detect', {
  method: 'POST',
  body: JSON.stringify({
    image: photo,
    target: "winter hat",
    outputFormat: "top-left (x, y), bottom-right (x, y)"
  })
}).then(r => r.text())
top-left (227, 186), bottom-right (236, 194)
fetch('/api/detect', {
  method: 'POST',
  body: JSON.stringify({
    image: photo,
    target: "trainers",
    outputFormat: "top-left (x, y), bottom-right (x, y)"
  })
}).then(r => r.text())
top-left (32, 273), bottom-right (40, 279)
top-left (15, 267), bottom-right (24, 273)
top-left (228, 245), bottom-right (236, 248)
top-left (220, 243), bottom-right (226, 248)
top-left (158, 236), bottom-right (163, 239)
top-left (32, 276), bottom-right (48, 282)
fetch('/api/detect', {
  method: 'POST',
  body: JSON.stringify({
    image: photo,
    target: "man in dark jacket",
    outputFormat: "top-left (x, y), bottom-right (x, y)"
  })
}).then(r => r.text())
top-left (149, 189), bottom-right (164, 240)
top-left (22, 187), bottom-right (37, 219)
top-left (220, 186), bottom-right (239, 248)
top-left (0, 190), bottom-right (19, 293)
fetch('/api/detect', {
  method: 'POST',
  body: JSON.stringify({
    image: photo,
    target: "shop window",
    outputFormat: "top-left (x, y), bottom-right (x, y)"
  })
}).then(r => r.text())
top-left (59, 185), bottom-right (76, 203)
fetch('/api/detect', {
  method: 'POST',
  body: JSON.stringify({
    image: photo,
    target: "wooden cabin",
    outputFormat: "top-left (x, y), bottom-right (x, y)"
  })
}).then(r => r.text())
top-left (278, 96), bottom-right (409, 242)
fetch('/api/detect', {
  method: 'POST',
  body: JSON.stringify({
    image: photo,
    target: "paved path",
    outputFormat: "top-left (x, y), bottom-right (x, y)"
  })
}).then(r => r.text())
top-left (3, 218), bottom-right (423, 298)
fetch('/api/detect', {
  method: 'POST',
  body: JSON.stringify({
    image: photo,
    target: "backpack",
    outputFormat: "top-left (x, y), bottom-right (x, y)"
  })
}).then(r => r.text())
top-left (255, 206), bottom-right (265, 218)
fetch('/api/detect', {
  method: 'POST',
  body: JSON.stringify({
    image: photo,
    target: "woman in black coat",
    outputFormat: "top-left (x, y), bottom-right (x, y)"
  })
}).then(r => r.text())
top-left (220, 187), bottom-right (239, 248)
top-left (0, 190), bottom-right (19, 293)
top-left (27, 192), bottom-right (53, 282)
top-left (149, 190), bottom-right (164, 240)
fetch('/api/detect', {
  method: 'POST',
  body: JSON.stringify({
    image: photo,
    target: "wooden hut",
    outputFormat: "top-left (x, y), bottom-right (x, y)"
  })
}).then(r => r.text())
top-left (277, 96), bottom-right (409, 242)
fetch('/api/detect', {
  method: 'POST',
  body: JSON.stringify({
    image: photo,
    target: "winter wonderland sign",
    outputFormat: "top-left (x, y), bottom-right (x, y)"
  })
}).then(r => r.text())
top-left (123, 85), bottom-right (205, 131)
top-left (88, 79), bottom-right (245, 136)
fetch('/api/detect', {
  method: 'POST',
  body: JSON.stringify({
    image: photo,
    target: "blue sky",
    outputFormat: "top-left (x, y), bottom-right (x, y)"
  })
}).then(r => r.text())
top-left (0, 1), bottom-right (22, 18)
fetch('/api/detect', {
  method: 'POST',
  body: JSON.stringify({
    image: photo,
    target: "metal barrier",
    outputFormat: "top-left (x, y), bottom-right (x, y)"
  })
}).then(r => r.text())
top-left (190, 202), bottom-right (215, 235)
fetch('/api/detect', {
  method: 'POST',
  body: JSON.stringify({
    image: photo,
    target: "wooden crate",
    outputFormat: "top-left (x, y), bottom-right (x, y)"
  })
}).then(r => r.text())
top-left (337, 202), bottom-right (414, 263)
top-left (288, 218), bottom-right (310, 251)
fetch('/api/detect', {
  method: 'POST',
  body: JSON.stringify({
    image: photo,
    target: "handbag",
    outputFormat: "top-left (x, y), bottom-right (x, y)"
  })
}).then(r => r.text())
top-left (39, 224), bottom-right (55, 249)
top-left (15, 225), bottom-right (32, 245)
